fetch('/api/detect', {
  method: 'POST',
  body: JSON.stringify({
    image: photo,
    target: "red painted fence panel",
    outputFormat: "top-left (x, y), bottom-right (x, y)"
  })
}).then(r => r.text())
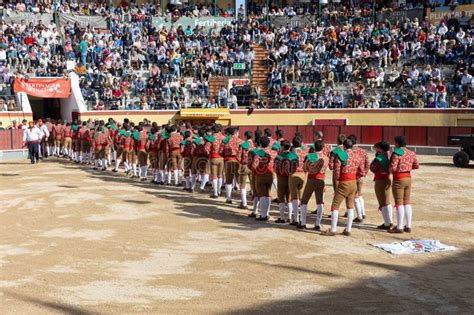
top-left (0, 130), bottom-right (10, 150)
top-left (322, 126), bottom-right (340, 144)
top-left (405, 127), bottom-right (427, 146)
top-left (297, 126), bottom-right (314, 143)
top-left (427, 127), bottom-right (449, 146)
top-left (449, 127), bottom-right (473, 135)
top-left (314, 119), bottom-right (346, 126)
top-left (361, 126), bottom-right (383, 144)
top-left (383, 127), bottom-right (404, 143)
top-left (340, 126), bottom-right (361, 142)
top-left (276, 125), bottom-right (298, 140)
top-left (238, 125), bottom-right (258, 138)
top-left (0, 130), bottom-right (24, 150)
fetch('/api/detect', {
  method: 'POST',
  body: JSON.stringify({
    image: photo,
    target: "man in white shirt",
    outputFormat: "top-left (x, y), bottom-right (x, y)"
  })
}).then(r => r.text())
top-left (37, 119), bottom-right (50, 159)
top-left (23, 121), bottom-right (42, 164)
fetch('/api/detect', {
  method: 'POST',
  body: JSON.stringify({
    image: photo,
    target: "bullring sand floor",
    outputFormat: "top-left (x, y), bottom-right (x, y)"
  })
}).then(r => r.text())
top-left (0, 156), bottom-right (473, 314)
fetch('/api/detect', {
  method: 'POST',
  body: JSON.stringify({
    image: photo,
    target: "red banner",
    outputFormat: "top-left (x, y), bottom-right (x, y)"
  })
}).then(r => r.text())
top-left (13, 78), bottom-right (71, 98)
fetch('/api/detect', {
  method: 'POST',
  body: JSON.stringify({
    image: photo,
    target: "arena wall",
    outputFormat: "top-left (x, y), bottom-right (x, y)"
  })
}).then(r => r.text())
top-left (75, 109), bottom-right (474, 127)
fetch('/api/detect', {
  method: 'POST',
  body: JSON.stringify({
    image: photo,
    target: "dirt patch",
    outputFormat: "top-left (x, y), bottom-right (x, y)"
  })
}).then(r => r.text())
top-left (0, 156), bottom-right (473, 313)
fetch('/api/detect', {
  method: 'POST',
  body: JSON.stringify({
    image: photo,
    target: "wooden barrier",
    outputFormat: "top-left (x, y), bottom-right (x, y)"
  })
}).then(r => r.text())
top-left (0, 129), bottom-right (24, 150)
top-left (0, 125), bottom-right (472, 152)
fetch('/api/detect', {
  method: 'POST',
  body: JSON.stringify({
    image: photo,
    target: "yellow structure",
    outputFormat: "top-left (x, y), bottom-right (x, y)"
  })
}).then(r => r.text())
top-left (75, 109), bottom-right (474, 127)
top-left (2, 109), bottom-right (473, 128)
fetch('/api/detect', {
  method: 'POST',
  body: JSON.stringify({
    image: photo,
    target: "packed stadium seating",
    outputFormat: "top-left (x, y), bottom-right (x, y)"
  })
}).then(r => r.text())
top-left (0, 0), bottom-right (472, 115)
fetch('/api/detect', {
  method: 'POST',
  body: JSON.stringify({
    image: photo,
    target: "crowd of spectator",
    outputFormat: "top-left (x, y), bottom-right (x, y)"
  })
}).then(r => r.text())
top-left (0, 0), bottom-right (472, 111)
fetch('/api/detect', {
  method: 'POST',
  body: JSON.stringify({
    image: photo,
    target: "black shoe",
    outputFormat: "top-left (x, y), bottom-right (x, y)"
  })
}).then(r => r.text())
top-left (182, 187), bottom-right (188, 191)
top-left (290, 221), bottom-right (299, 226)
top-left (342, 212), bottom-right (348, 218)
top-left (275, 218), bottom-right (286, 224)
top-left (311, 210), bottom-right (317, 214)
top-left (297, 224), bottom-right (307, 229)
top-left (248, 213), bottom-right (257, 218)
top-left (226, 200), bottom-right (232, 204)
top-left (377, 223), bottom-right (392, 230)
top-left (353, 217), bottom-right (363, 223)
top-left (210, 194), bottom-right (218, 199)
top-left (404, 226), bottom-right (412, 233)
top-left (272, 198), bottom-right (279, 203)
top-left (238, 203), bottom-right (248, 209)
top-left (314, 225), bottom-right (321, 231)
top-left (256, 216), bottom-right (269, 221)
top-left (112, 169), bottom-right (118, 173)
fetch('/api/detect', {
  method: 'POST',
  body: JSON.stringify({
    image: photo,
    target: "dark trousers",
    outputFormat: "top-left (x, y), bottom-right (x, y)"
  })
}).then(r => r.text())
top-left (28, 142), bottom-right (40, 163)
top-left (40, 139), bottom-right (48, 158)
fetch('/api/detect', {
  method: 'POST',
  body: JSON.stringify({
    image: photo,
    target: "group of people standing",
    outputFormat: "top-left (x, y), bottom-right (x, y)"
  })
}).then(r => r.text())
top-left (26, 118), bottom-right (419, 235)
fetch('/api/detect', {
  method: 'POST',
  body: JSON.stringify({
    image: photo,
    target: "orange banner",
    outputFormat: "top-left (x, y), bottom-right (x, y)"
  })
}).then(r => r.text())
top-left (13, 78), bottom-right (71, 98)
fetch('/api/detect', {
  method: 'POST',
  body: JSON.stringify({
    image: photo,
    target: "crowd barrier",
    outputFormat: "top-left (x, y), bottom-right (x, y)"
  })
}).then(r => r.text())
top-left (1, 126), bottom-right (471, 152)
top-left (0, 129), bottom-right (24, 150)
top-left (235, 125), bottom-right (474, 147)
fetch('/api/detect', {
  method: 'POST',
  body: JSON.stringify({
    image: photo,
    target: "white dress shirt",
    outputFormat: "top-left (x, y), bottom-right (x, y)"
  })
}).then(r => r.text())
top-left (23, 127), bottom-right (42, 142)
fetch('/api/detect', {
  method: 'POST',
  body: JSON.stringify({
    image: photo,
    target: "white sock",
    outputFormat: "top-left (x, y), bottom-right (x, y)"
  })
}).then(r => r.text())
top-left (260, 197), bottom-right (270, 217)
top-left (184, 176), bottom-right (190, 189)
top-left (200, 174), bottom-right (209, 190)
top-left (278, 203), bottom-right (285, 220)
top-left (178, 169), bottom-right (183, 184)
top-left (132, 164), bottom-right (137, 176)
top-left (404, 204), bottom-right (412, 228)
top-left (143, 166), bottom-right (148, 178)
top-left (386, 204), bottom-right (393, 225)
top-left (381, 206), bottom-right (389, 226)
top-left (355, 197), bottom-right (363, 219)
top-left (292, 199), bottom-right (299, 223)
top-left (158, 170), bottom-right (164, 182)
top-left (330, 210), bottom-right (339, 232)
top-left (287, 202), bottom-right (293, 221)
top-left (301, 204), bottom-right (307, 226)
top-left (360, 196), bottom-right (366, 216)
top-left (191, 174), bottom-right (197, 189)
top-left (225, 184), bottom-right (232, 200)
top-left (396, 205), bottom-right (405, 230)
top-left (252, 197), bottom-right (259, 214)
top-left (212, 179), bottom-right (218, 196)
top-left (241, 189), bottom-right (247, 206)
top-left (138, 165), bottom-right (143, 177)
top-left (95, 160), bottom-right (99, 168)
top-left (124, 161), bottom-right (130, 171)
top-left (217, 178), bottom-right (223, 194)
top-left (346, 208), bottom-right (354, 232)
top-left (167, 171), bottom-right (171, 184)
top-left (115, 159), bottom-right (121, 171)
top-left (173, 170), bottom-right (179, 185)
top-left (316, 204), bottom-right (323, 226)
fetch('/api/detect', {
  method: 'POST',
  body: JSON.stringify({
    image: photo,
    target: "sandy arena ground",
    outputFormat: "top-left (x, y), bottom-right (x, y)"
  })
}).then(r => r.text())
top-left (0, 155), bottom-right (473, 314)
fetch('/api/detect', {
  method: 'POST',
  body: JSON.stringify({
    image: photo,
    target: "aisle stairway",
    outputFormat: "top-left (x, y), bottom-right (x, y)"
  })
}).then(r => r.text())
top-left (251, 46), bottom-right (269, 98)
top-left (208, 77), bottom-right (229, 103)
